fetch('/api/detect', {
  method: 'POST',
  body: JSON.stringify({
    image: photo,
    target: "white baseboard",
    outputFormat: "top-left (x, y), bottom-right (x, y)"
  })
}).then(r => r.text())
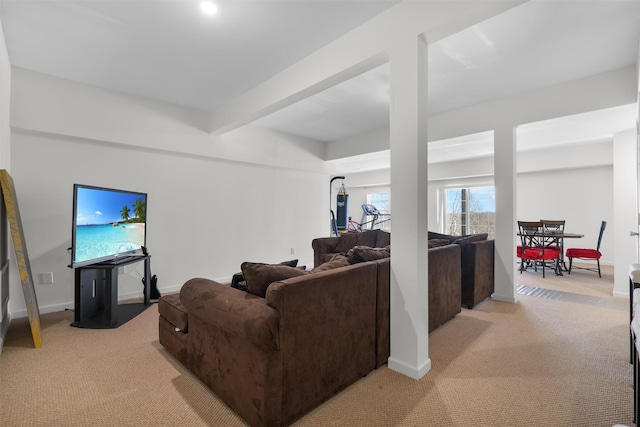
top-left (0, 310), bottom-right (11, 355)
top-left (9, 275), bottom-right (234, 319)
top-left (387, 356), bottom-right (432, 380)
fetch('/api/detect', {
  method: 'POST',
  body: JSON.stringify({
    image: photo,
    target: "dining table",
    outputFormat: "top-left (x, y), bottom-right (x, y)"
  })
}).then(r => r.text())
top-left (517, 230), bottom-right (584, 275)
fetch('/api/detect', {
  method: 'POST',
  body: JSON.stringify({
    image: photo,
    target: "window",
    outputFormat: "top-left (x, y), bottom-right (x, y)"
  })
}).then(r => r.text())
top-left (445, 186), bottom-right (495, 238)
top-left (365, 191), bottom-right (390, 232)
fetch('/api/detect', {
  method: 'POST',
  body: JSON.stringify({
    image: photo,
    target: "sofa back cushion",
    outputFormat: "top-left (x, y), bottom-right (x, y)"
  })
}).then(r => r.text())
top-left (241, 262), bottom-right (309, 297)
top-left (312, 255), bottom-right (350, 272)
top-left (427, 231), bottom-right (456, 242)
top-left (452, 233), bottom-right (488, 246)
top-left (375, 230), bottom-right (391, 248)
top-left (428, 239), bottom-right (451, 248)
top-left (357, 230), bottom-right (379, 248)
top-left (334, 232), bottom-right (360, 253)
top-left (347, 245), bottom-right (391, 263)
top-left (334, 230), bottom-right (387, 254)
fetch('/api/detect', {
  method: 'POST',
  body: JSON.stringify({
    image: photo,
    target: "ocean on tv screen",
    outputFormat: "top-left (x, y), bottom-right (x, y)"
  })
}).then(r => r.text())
top-left (75, 223), bottom-right (145, 263)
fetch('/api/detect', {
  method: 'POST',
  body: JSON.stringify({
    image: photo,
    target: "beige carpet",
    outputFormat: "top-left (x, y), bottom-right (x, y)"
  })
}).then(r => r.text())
top-left (0, 264), bottom-right (634, 427)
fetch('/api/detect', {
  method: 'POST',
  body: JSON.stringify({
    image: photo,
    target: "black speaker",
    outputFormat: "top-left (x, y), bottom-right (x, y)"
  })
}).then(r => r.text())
top-left (142, 274), bottom-right (161, 300)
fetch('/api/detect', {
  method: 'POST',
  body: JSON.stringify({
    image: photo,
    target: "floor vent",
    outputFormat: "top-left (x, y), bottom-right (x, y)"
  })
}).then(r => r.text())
top-left (516, 284), bottom-right (627, 311)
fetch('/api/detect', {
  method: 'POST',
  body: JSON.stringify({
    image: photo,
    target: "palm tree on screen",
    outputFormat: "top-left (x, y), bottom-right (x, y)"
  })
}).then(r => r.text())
top-left (134, 198), bottom-right (145, 221)
top-left (120, 205), bottom-right (130, 222)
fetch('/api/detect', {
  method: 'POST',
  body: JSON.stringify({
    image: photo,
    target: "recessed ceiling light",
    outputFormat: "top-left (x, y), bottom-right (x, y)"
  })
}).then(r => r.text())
top-left (200, 1), bottom-right (218, 15)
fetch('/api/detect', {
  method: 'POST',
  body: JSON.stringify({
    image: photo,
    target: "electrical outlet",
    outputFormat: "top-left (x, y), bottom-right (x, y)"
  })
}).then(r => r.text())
top-left (40, 272), bottom-right (54, 285)
top-left (290, 247), bottom-right (295, 255)
top-left (118, 267), bottom-right (125, 274)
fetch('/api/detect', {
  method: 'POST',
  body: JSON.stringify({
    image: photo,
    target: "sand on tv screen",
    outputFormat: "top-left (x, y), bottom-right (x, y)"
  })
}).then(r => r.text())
top-left (72, 185), bottom-right (147, 267)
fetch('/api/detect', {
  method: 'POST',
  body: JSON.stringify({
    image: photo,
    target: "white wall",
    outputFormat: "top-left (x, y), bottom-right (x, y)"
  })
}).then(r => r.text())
top-left (0, 25), bottom-right (9, 171)
top-left (0, 17), bottom-right (11, 346)
top-left (345, 154), bottom-right (615, 266)
top-left (517, 166), bottom-right (614, 264)
top-left (8, 70), bottom-right (328, 317)
top-left (613, 129), bottom-right (638, 297)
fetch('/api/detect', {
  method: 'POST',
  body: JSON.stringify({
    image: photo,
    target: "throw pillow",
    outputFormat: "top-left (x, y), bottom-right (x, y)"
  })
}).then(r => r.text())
top-left (231, 259), bottom-right (299, 289)
top-left (311, 255), bottom-right (350, 272)
top-left (346, 245), bottom-right (391, 264)
top-left (241, 262), bottom-right (309, 297)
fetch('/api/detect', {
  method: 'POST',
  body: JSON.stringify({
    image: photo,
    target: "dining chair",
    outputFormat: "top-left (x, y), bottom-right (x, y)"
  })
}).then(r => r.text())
top-left (566, 220), bottom-right (607, 278)
top-left (540, 219), bottom-right (565, 251)
top-left (517, 221), bottom-right (538, 272)
top-left (518, 220), bottom-right (561, 278)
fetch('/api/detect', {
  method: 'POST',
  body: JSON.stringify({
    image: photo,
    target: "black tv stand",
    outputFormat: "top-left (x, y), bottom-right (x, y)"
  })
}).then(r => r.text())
top-left (71, 255), bottom-right (151, 329)
top-left (99, 255), bottom-right (147, 265)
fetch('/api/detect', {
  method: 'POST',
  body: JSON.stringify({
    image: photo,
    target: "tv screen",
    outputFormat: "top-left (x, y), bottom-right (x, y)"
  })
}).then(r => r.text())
top-left (70, 184), bottom-right (147, 268)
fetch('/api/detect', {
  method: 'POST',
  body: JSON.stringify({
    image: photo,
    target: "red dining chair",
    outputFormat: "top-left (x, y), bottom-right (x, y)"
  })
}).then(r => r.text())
top-left (566, 221), bottom-right (607, 278)
top-left (517, 221), bottom-right (538, 271)
top-left (518, 220), bottom-right (561, 278)
top-left (540, 219), bottom-right (565, 251)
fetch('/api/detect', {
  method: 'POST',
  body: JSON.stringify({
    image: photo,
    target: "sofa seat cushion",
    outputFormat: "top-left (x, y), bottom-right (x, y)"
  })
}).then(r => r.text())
top-left (241, 262), bottom-right (309, 297)
top-left (181, 278), bottom-right (281, 352)
top-left (158, 293), bottom-right (189, 332)
top-left (158, 315), bottom-right (188, 365)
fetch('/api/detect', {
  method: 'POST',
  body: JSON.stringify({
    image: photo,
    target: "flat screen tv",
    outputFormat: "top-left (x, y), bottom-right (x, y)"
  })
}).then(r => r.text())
top-left (70, 184), bottom-right (147, 268)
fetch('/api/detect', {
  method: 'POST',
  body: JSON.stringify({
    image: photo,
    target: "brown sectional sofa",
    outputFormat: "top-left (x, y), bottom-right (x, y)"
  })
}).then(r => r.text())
top-left (157, 229), bottom-right (470, 427)
top-left (160, 257), bottom-right (388, 427)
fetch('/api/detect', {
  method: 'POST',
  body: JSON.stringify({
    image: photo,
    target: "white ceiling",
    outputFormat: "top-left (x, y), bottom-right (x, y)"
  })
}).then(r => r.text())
top-left (326, 103), bottom-right (639, 174)
top-left (256, 0), bottom-right (640, 143)
top-left (0, 0), bottom-right (399, 113)
top-left (1, 0), bottom-right (639, 171)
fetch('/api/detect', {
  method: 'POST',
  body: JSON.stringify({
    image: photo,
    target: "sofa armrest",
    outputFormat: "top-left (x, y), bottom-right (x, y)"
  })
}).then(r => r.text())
top-left (265, 263), bottom-right (377, 424)
top-left (311, 236), bottom-right (340, 267)
top-left (461, 239), bottom-right (495, 308)
top-left (180, 278), bottom-right (280, 351)
top-left (428, 244), bottom-right (462, 332)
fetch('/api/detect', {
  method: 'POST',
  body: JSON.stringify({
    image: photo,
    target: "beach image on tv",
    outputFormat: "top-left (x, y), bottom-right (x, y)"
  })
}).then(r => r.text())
top-left (74, 187), bottom-right (146, 264)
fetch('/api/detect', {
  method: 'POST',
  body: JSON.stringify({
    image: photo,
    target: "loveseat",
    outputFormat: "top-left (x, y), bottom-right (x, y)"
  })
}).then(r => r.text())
top-left (428, 231), bottom-right (495, 308)
top-left (159, 255), bottom-right (389, 427)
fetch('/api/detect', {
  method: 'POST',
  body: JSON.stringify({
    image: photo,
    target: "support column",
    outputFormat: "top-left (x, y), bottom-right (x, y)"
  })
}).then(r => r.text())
top-left (493, 127), bottom-right (517, 304)
top-left (613, 129), bottom-right (638, 298)
top-left (387, 34), bottom-right (430, 380)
